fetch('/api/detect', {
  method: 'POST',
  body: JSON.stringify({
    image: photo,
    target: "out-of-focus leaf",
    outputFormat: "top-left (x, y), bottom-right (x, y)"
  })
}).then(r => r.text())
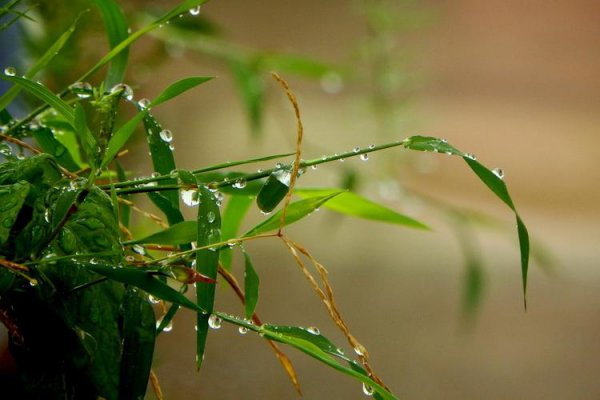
top-left (242, 248), bottom-right (259, 319)
top-left (115, 160), bottom-right (130, 228)
top-left (93, 0), bottom-right (129, 88)
top-left (88, 263), bottom-right (202, 312)
top-left (295, 188), bottom-right (429, 230)
top-left (245, 192), bottom-right (342, 237)
top-left (32, 127), bottom-right (80, 171)
top-left (256, 167), bottom-right (291, 213)
top-left (195, 186), bottom-right (221, 370)
top-left (259, 53), bottom-right (335, 78)
top-left (220, 195), bottom-right (253, 269)
top-left (403, 135), bottom-right (530, 304)
top-left (229, 60), bottom-right (264, 134)
top-left (101, 111), bottom-right (147, 169)
top-left (126, 221), bottom-right (196, 246)
top-left (0, 180), bottom-right (29, 245)
top-left (118, 287), bottom-right (156, 400)
top-left (149, 76), bottom-right (213, 108)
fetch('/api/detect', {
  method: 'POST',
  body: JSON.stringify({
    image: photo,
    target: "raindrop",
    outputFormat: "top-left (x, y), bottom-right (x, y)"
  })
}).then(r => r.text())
top-left (368, 144), bottom-right (375, 150)
top-left (69, 82), bottom-right (92, 98)
top-left (353, 147), bottom-right (360, 153)
top-left (110, 83), bottom-right (133, 101)
top-left (43, 209), bottom-right (51, 223)
top-left (492, 168), bottom-right (504, 179)
top-left (464, 153), bottom-right (477, 160)
top-left (273, 168), bottom-right (291, 186)
top-left (169, 144), bottom-right (175, 151)
top-left (336, 347), bottom-right (345, 355)
top-left (29, 279), bottom-right (38, 287)
top-left (362, 383), bottom-right (375, 396)
top-left (339, 158), bottom-right (345, 162)
top-left (132, 244), bottom-right (146, 255)
top-left (181, 189), bottom-right (200, 207)
top-left (275, 162), bottom-right (283, 169)
top-left (3, 67), bottom-right (16, 76)
top-left (307, 326), bottom-right (320, 335)
top-left (311, 165), bottom-right (317, 170)
top-left (137, 98), bottom-right (151, 109)
top-left (148, 295), bottom-right (160, 304)
top-left (207, 211), bottom-right (216, 223)
top-left (208, 314), bottom-right (222, 329)
top-left (353, 344), bottom-right (366, 356)
top-left (125, 255), bottom-right (135, 263)
top-left (360, 153), bottom-right (369, 161)
top-left (256, 168), bottom-right (264, 173)
top-left (232, 179), bottom-right (247, 189)
top-left (159, 129), bottom-right (173, 143)
top-left (189, 5), bottom-right (201, 15)
top-left (238, 326), bottom-right (249, 335)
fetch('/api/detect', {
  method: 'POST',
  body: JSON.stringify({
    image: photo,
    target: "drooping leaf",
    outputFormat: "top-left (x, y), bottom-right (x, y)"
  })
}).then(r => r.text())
top-left (220, 195), bottom-right (253, 269)
top-left (295, 188), bottom-right (429, 230)
top-left (32, 127), bottom-right (81, 171)
top-left (245, 192), bottom-right (342, 237)
top-left (126, 221), bottom-right (196, 246)
top-left (149, 76), bottom-right (214, 108)
top-left (118, 287), bottom-right (156, 400)
top-left (93, 0), bottom-right (129, 88)
top-left (88, 263), bottom-right (202, 312)
top-left (242, 248), bottom-right (259, 319)
top-left (195, 185), bottom-right (221, 370)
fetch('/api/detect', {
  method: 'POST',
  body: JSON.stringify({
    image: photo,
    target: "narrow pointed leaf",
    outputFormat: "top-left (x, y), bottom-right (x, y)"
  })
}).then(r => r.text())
top-left (143, 113), bottom-right (178, 207)
top-left (195, 186), bottom-right (221, 370)
top-left (242, 248), bottom-right (259, 319)
top-left (32, 127), bottom-right (80, 171)
top-left (73, 104), bottom-right (98, 165)
top-left (149, 76), bottom-right (214, 108)
top-left (220, 195), bottom-right (253, 268)
top-left (115, 161), bottom-right (131, 228)
top-left (245, 192), bottom-right (342, 237)
top-left (101, 111), bottom-right (147, 169)
top-left (126, 221), bottom-right (196, 246)
top-left (93, 0), bottom-right (129, 88)
top-left (295, 188), bottom-right (429, 230)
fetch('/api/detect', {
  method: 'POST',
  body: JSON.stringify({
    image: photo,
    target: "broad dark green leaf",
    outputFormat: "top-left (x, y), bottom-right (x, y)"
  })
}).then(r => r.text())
top-left (245, 192), bottom-right (342, 237)
top-left (88, 263), bottom-right (202, 312)
top-left (195, 185), bottom-right (221, 370)
top-left (295, 188), bottom-right (429, 230)
top-left (149, 76), bottom-right (214, 108)
top-left (118, 287), bottom-right (156, 400)
top-left (101, 111), bottom-right (147, 169)
top-left (220, 195), bottom-right (253, 269)
top-left (0, 14), bottom-right (80, 111)
top-left (126, 221), bottom-right (196, 246)
top-left (0, 180), bottom-right (30, 245)
top-left (256, 167), bottom-right (291, 213)
top-left (32, 127), bottom-right (80, 171)
top-left (404, 135), bottom-right (530, 303)
top-left (242, 248), bottom-right (259, 319)
top-left (50, 185), bottom-right (84, 231)
top-left (93, 0), bottom-right (129, 88)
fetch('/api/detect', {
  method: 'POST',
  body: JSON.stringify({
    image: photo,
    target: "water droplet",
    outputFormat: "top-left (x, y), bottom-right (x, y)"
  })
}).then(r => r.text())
top-left (3, 67), bottom-right (16, 76)
top-left (208, 314), bottom-right (222, 329)
top-left (310, 165), bottom-right (317, 170)
top-left (125, 255), bottom-right (135, 263)
top-left (207, 211), bottom-right (216, 223)
top-left (492, 168), bottom-right (504, 179)
top-left (238, 326), bottom-right (249, 335)
top-left (362, 383), bottom-right (375, 396)
top-left (320, 72), bottom-right (344, 94)
top-left (110, 83), bottom-right (133, 101)
top-left (273, 168), bottom-right (291, 186)
top-left (360, 153), bottom-right (369, 161)
top-left (181, 189), bottom-right (200, 206)
top-left (29, 279), bottom-right (38, 287)
top-left (159, 129), bottom-right (173, 143)
top-left (69, 82), bottom-right (92, 98)
top-left (132, 244), bottom-right (146, 255)
top-left (368, 144), bottom-right (375, 150)
top-left (307, 326), bottom-right (320, 335)
top-left (353, 344), bottom-right (366, 356)
top-left (169, 144), bottom-right (175, 151)
top-left (464, 153), bottom-right (477, 160)
top-left (148, 295), bottom-right (160, 304)
top-left (43, 209), bottom-right (50, 223)
top-left (232, 179), bottom-right (247, 189)
top-left (339, 158), bottom-right (345, 162)
top-left (137, 98), bottom-right (151, 109)
top-left (89, 258), bottom-right (99, 265)
top-left (275, 162), bottom-right (283, 169)
top-left (336, 347), bottom-right (345, 355)
top-left (353, 147), bottom-right (361, 153)
top-left (256, 168), bottom-right (263, 173)
top-left (189, 5), bottom-right (201, 15)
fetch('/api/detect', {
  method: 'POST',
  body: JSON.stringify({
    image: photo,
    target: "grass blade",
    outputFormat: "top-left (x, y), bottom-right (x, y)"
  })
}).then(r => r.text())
top-left (220, 195), bottom-right (253, 269)
top-left (245, 192), bottom-right (342, 237)
top-left (32, 127), bottom-right (80, 171)
top-left (101, 111), bottom-right (147, 169)
top-left (295, 188), bottom-right (429, 230)
top-left (73, 103), bottom-right (98, 166)
top-left (126, 221), bottom-right (196, 246)
top-left (93, 0), bottom-right (129, 88)
top-left (195, 185), bottom-right (221, 370)
top-left (242, 248), bottom-right (259, 319)
top-left (149, 76), bottom-right (214, 108)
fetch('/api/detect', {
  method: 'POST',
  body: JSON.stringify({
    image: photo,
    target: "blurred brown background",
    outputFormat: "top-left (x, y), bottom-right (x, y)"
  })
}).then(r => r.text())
top-left (123, 0), bottom-right (600, 398)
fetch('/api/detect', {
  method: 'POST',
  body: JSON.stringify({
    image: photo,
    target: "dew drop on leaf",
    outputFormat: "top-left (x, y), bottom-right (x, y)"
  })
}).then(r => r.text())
top-left (69, 82), bottom-right (92, 98)
top-left (207, 211), bottom-right (216, 223)
top-left (208, 314), bottom-right (222, 329)
top-left (465, 153), bottom-right (477, 160)
top-left (137, 98), bottom-right (151, 109)
top-left (492, 168), bottom-right (505, 179)
top-left (362, 383), bottom-right (375, 396)
top-left (307, 326), bottom-right (320, 335)
top-left (189, 6), bottom-right (201, 15)
top-left (3, 67), bottom-right (16, 76)
top-left (181, 189), bottom-right (200, 207)
top-left (159, 129), bottom-right (173, 143)
top-left (238, 326), bottom-right (248, 335)
top-left (360, 153), bottom-right (369, 161)
top-left (110, 83), bottom-right (133, 101)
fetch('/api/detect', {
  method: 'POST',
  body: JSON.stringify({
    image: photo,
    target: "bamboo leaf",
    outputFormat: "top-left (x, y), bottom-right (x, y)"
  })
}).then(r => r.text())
top-left (195, 185), bottom-right (221, 370)
top-left (295, 188), bottom-right (429, 230)
top-left (143, 113), bottom-right (178, 207)
top-left (93, 0), bottom-right (129, 88)
top-left (220, 195), bottom-right (253, 269)
top-left (149, 76), bottom-right (214, 108)
top-left (32, 127), bottom-right (80, 171)
top-left (245, 192), bottom-right (342, 237)
top-left (242, 248), bottom-right (259, 319)
top-left (73, 103), bottom-right (98, 165)
top-left (101, 111), bottom-right (147, 169)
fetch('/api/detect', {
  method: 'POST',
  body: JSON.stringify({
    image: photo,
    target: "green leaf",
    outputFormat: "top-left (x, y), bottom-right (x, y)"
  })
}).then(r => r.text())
top-left (0, 181), bottom-right (30, 245)
top-left (32, 127), bottom-right (81, 172)
top-left (73, 103), bottom-right (98, 165)
top-left (195, 185), bottom-right (221, 370)
top-left (229, 60), bottom-right (264, 134)
top-left (147, 192), bottom-right (185, 227)
top-left (93, 0), bottom-right (129, 88)
top-left (115, 161), bottom-right (131, 228)
top-left (143, 113), bottom-right (178, 207)
top-left (404, 135), bottom-right (530, 304)
top-left (126, 221), bottom-right (196, 246)
top-left (295, 188), bottom-right (429, 230)
top-left (101, 111), bottom-right (147, 169)
top-left (149, 76), bottom-right (214, 108)
top-left (259, 53), bottom-right (336, 78)
top-left (245, 192), bottom-right (342, 237)
top-left (220, 195), bottom-right (253, 269)
top-left (0, 14), bottom-right (80, 111)
top-left (88, 263), bottom-right (202, 312)
top-left (242, 248), bottom-right (259, 319)
top-left (256, 168), bottom-right (291, 213)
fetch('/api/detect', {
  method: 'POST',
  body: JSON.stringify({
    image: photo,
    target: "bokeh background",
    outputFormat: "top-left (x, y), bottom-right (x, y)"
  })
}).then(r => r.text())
top-left (4, 0), bottom-right (600, 398)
